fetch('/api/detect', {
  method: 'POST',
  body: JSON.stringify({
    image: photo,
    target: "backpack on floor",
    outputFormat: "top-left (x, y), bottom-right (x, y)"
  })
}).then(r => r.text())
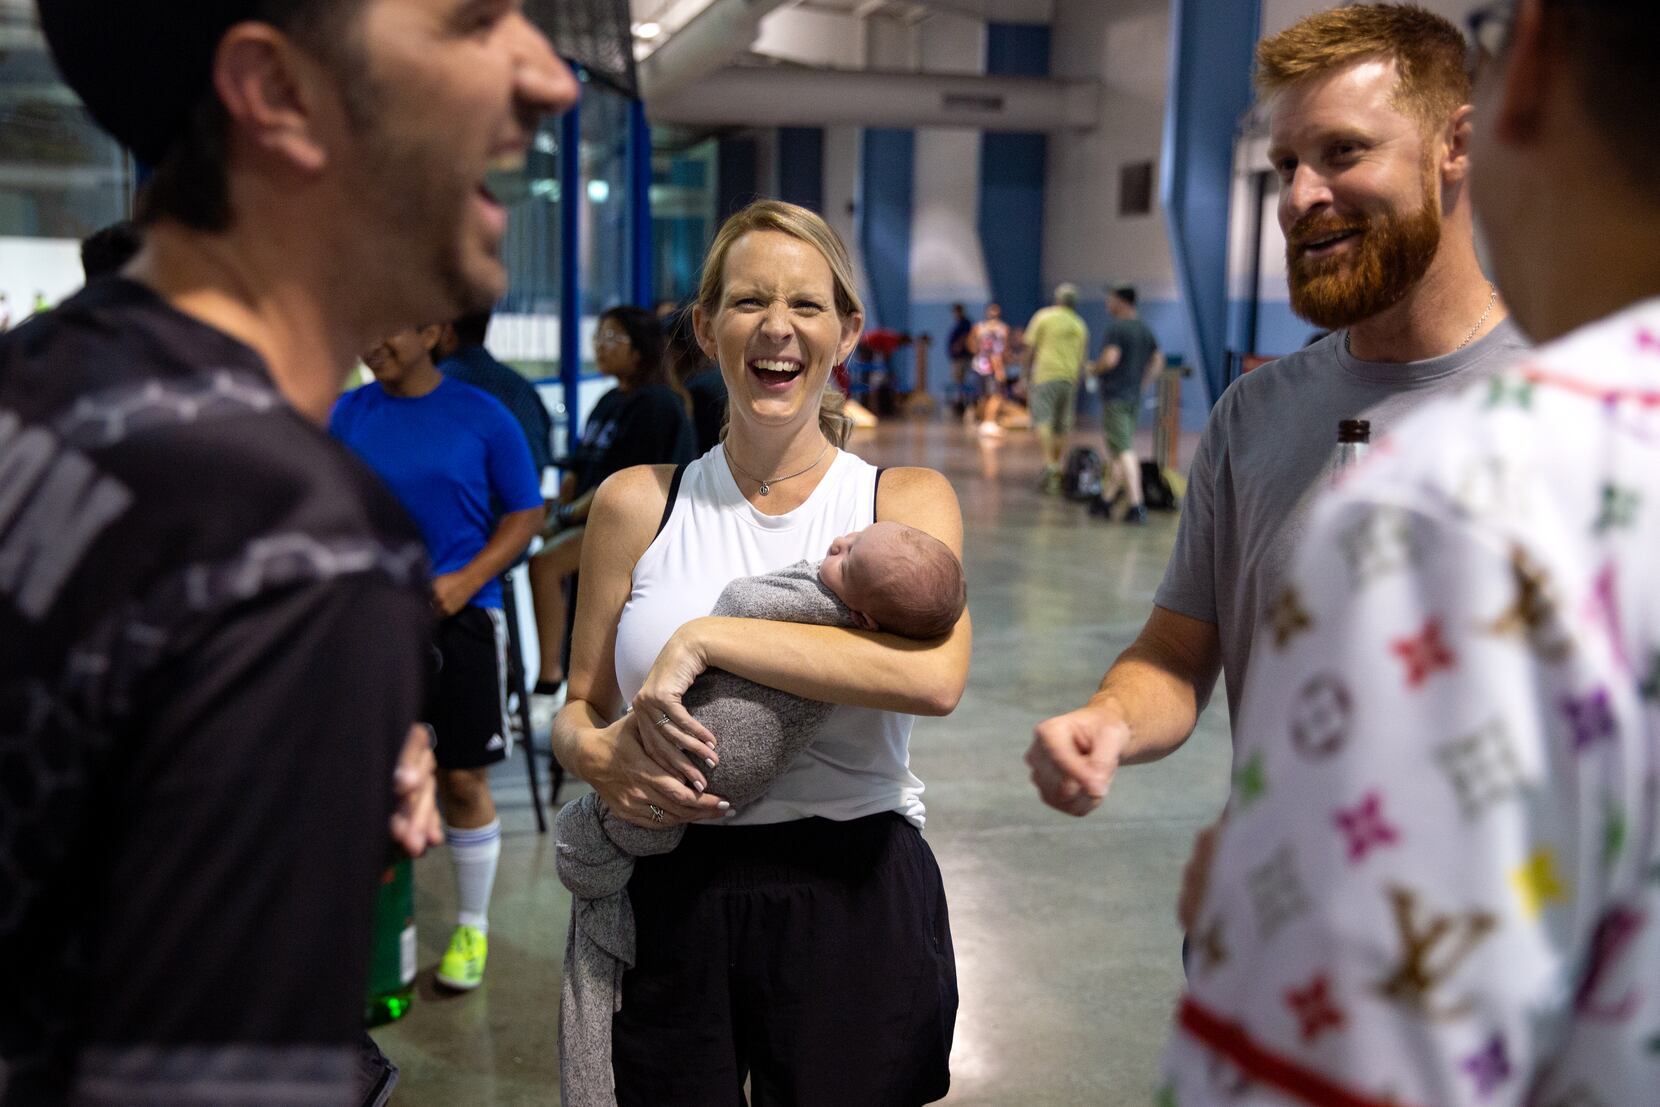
top-left (1141, 460), bottom-right (1178, 511)
top-left (1062, 447), bottom-right (1104, 501)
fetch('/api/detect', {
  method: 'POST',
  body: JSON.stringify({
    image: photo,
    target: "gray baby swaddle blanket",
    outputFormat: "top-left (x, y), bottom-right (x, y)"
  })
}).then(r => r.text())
top-left (556, 560), bottom-right (853, 1106)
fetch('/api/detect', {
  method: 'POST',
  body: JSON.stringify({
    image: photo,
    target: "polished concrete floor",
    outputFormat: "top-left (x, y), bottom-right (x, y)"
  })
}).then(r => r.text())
top-left (373, 414), bottom-right (1233, 1105)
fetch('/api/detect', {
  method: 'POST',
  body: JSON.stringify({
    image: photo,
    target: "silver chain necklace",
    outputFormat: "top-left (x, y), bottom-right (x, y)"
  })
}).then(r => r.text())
top-left (725, 440), bottom-right (832, 496)
top-left (1346, 282), bottom-right (1498, 357)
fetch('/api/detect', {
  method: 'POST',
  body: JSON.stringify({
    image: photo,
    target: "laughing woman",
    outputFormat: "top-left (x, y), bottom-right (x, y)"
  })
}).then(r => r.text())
top-left (552, 199), bottom-right (970, 1106)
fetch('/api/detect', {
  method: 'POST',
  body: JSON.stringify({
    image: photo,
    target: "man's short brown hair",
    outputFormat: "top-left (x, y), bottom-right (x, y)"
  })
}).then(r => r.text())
top-left (1255, 3), bottom-right (1471, 131)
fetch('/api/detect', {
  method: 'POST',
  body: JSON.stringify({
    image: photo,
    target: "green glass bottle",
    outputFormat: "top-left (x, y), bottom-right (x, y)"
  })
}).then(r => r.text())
top-left (364, 856), bottom-right (416, 1026)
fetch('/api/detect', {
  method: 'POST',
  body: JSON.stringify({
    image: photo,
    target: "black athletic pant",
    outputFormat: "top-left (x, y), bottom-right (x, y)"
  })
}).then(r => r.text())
top-left (612, 812), bottom-right (957, 1106)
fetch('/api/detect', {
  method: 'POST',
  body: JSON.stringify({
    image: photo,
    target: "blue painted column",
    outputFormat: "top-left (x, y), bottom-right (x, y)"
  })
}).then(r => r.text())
top-left (859, 128), bottom-right (915, 336)
top-left (559, 84), bottom-right (583, 448)
top-left (979, 24), bottom-right (1049, 328)
top-left (629, 100), bottom-right (654, 308)
top-left (1162, 0), bottom-right (1260, 408)
top-left (777, 128), bottom-right (825, 213)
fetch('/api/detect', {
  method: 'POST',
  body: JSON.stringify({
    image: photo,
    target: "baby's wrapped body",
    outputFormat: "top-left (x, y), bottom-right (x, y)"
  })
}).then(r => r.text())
top-left (555, 560), bottom-right (858, 1105)
top-left (570, 559), bottom-right (850, 858)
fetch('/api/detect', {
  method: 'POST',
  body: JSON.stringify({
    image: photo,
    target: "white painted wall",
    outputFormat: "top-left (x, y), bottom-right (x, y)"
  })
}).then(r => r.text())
top-left (1043, 0), bottom-right (1177, 301)
top-left (1261, 0), bottom-right (1475, 36)
top-left (911, 13), bottom-right (991, 308)
top-left (822, 124), bottom-right (876, 317)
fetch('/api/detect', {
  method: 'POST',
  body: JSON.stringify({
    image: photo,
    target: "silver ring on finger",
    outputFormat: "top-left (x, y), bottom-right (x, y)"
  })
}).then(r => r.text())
top-left (648, 803), bottom-right (665, 823)
top-left (655, 713), bottom-right (671, 727)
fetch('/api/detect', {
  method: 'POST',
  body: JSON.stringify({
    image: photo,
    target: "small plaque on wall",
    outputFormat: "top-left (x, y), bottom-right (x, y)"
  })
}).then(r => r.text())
top-left (1120, 161), bottom-right (1154, 217)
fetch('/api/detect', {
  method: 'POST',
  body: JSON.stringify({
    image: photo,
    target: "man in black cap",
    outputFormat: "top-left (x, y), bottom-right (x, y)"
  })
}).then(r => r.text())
top-left (0, 2), bottom-right (576, 1102)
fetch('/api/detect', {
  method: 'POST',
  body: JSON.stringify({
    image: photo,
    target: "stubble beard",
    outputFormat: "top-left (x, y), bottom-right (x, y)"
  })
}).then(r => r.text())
top-left (1286, 167), bottom-right (1443, 332)
top-left (344, 73), bottom-right (501, 326)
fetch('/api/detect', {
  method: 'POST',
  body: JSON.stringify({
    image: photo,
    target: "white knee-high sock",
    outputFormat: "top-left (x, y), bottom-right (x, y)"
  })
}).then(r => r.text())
top-left (446, 818), bottom-right (502, 932)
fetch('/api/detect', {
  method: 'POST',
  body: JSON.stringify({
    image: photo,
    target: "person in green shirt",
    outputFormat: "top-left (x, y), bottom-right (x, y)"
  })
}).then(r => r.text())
top-left (1024, 283), bottom-right (1090, 493)
top-left (1092, 284), bottom-right (1164, 524)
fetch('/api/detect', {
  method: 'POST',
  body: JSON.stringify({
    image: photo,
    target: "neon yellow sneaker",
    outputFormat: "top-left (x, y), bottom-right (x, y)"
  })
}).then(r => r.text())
top-left (436, 924), bottom-right (487, 991)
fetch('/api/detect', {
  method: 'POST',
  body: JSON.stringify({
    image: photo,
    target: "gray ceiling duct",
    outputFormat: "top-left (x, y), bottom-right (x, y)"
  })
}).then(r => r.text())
top-left (638, 0), bottom-right (796, 102)
top-left (646, 67), bottom-right (1100, 132)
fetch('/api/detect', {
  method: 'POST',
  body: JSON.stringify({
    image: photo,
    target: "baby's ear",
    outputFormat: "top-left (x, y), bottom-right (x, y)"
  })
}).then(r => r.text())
top-left (851, 610), bottom-right (879, 631)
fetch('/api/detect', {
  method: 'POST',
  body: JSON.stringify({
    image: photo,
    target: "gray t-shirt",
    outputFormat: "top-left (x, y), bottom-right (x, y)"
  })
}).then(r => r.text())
top-left (1099, 317), bottom-right (1160, 405)
top-left (1154, 319), bottom-right (1529, 724)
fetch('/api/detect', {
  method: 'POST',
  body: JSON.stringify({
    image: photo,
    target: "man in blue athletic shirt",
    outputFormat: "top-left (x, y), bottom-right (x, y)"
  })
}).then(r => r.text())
top-left (333, 323), bottom-right (545, 993)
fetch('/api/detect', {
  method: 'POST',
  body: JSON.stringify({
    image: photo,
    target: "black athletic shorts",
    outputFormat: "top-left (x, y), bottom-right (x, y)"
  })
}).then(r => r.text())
top-left (612, 811), bottom-right (957, 1107)
top-left (425, 606), bottom-right (511, 770)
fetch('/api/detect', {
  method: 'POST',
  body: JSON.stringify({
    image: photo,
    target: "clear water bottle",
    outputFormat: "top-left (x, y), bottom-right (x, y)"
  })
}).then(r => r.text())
top-left (547, 393), bottom-right (568, 464)
top-left (1334, 419), bottom-right (1371, 480)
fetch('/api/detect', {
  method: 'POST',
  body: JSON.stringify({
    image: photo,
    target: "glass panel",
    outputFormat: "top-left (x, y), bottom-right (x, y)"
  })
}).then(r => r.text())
top-left (496, 112), bottom-right (563, 381)
top-left (0, 4), bottom-right (131, 322)
top-left (580, 83), bottom-right (631, 323)
top-left (650, 138), bottom-right (717, 309)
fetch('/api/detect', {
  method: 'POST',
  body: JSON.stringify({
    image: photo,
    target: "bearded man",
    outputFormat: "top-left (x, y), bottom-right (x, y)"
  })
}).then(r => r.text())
top-left (1026, 5), bottom-right (1527, 858)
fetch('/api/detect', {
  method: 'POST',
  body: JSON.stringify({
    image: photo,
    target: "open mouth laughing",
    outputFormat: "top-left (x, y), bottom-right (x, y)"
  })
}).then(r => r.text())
top-left (749, 357), bottom-right (806, 390)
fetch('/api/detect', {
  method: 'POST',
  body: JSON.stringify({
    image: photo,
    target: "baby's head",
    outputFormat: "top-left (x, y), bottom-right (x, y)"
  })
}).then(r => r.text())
top-left (818, 521), bottom-right (966, 639)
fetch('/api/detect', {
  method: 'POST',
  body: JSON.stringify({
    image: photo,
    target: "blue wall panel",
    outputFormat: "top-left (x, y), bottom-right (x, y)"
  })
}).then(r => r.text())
top-left (860, 127), bottom-right (915, 335)
top-left (778, 127), bottom-right (825, 214)
top-left (979, 24), bottom-right (1049, 331)
top-left (716, 135), bottom-right (760, 221)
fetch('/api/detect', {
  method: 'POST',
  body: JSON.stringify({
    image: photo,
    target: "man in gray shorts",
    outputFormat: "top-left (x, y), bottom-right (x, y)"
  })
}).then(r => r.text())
top-left (1025, 4), bottom-right (1529, 906)
top-left (1093, 284), bottom-right (1165, 524)
top-left (1025, 283), bottom-right (1091, 494)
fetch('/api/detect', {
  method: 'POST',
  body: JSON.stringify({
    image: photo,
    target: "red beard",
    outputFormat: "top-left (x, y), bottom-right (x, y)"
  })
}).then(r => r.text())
top-left (1286, 173), bottom-right (1442, 331)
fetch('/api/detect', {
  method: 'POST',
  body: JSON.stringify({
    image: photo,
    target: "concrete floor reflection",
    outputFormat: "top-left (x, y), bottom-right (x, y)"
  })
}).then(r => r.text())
top-left (373, 416), bottom-right (1231, 1106)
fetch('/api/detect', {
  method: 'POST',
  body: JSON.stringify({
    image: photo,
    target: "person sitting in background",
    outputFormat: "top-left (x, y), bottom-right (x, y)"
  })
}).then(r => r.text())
top-left (665, 303), bottom-right (727, 456)
top-left (1165, 1), bottom-right (1660, 1102)
top-left (79, 219), bottom-right (143, 281)
top-left (556, 520), bottom-right (966, 1100)
top-left (332, 324), bottom-right (545, 993)
top-left (528, 305), bottom-right (694, 701)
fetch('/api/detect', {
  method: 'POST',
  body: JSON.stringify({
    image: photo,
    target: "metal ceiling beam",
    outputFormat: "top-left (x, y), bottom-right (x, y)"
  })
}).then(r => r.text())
top-left (646, 67), bottom-right (1099, 131)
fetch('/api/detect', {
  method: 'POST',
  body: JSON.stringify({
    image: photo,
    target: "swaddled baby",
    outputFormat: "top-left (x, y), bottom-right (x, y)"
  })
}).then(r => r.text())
top-left (556, 521), bottom-right (966, 1104)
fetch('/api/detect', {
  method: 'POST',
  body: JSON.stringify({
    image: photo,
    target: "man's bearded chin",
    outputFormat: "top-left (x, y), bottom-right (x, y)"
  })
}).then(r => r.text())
top-left (1286, 193), bottom-right (1442, 332)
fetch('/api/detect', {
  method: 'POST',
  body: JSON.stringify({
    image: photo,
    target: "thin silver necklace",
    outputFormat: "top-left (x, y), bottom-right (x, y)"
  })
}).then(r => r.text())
top-left (1345, 282), bottom-right (1498, 357)
top-left (725, 439), bottom-right (832, 496)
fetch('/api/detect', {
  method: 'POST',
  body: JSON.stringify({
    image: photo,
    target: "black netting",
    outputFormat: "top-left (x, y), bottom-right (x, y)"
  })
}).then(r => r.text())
top-left (527, 0), bottom-right (637, 98)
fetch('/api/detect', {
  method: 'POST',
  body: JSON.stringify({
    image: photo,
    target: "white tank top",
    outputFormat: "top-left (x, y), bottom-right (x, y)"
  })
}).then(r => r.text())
top-left (615, 445), bottom-right (926, 828)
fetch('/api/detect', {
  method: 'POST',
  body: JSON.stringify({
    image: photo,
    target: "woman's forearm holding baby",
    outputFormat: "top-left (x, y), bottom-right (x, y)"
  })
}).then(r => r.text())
top-left (656, 613), bottom-right (970, 717)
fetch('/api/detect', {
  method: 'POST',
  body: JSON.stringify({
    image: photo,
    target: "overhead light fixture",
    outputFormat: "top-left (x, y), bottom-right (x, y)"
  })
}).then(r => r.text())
top-left (632, 21), bottom-right (661, 40)
top-left (587, 180), bottom-right (611, 204)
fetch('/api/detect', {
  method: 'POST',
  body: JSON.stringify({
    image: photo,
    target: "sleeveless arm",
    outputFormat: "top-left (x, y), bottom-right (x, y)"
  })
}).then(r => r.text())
top-left (550, 464), bottom-right (731, 826)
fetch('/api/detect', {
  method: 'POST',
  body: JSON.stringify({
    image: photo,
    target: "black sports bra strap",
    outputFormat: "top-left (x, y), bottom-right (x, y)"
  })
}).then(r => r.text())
top-left (873, 466), bottom-right (887, 524)
top-left (655, 463), bottom-right (689, 539)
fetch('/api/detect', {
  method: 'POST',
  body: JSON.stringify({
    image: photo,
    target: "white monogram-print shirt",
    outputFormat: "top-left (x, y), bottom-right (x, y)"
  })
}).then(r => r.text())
top-left (1163, 299), bottom-right (1660, 1107)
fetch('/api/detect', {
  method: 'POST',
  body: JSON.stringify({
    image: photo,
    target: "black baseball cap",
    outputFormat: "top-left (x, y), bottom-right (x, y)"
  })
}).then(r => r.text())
top-left (38, 2), bottom-right (267, 165)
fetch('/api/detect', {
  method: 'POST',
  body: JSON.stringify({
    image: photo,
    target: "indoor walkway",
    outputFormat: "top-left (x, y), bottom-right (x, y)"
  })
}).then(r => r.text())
top-left (374, 415), bottom-right (1233, 1106)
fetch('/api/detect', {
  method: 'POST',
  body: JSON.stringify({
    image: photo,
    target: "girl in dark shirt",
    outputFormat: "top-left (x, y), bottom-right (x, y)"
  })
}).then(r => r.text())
top-left (529, 306), bottom-right (693, 693)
